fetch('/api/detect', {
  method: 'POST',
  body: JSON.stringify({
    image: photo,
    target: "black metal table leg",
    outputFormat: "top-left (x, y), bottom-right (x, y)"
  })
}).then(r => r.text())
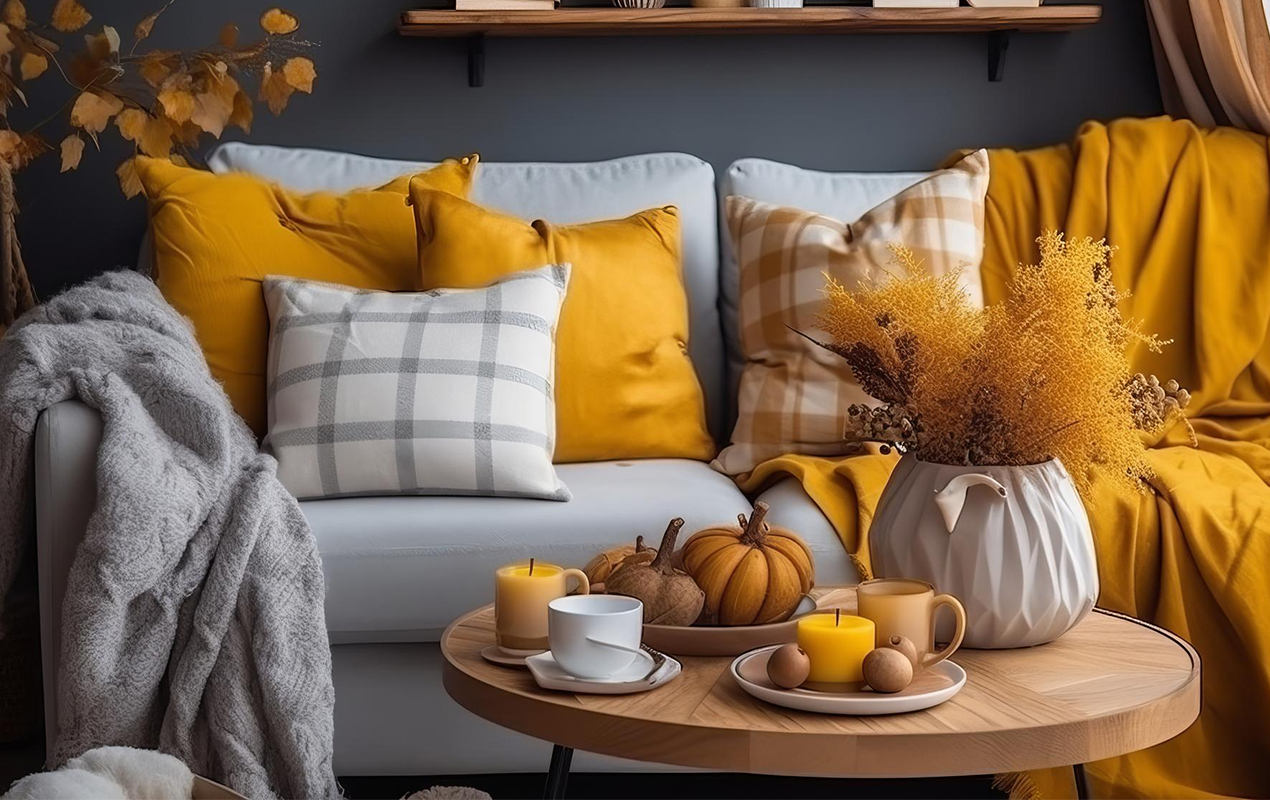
top-left (1073, 763), bottom-right (1091, 800)
top-left (543, 744), bottom-right (573, 799)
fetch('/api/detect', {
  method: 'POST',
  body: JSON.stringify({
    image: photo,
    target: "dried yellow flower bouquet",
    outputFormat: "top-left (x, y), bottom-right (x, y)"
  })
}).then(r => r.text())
top-left (809, 232), bottom-right (1194, 494)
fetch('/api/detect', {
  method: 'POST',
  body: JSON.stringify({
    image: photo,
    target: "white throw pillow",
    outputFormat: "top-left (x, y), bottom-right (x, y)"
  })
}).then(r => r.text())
top-left (263, 265), bottom-right (572, 501)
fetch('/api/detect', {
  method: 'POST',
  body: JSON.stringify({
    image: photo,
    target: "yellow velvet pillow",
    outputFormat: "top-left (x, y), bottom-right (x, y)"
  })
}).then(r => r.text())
top-left (138, 155), bottom-right (478, 436)
top-left (408, 184), bottom-right (715, 463)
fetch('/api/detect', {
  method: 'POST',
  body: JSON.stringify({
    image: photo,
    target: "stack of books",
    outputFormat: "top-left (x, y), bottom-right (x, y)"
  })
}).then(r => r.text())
top-left (455, 0), bottom-right (558, 10)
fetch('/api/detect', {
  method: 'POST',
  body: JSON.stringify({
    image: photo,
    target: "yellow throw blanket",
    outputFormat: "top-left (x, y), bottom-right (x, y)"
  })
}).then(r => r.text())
top-left (739, 117), bottom-right (1270, 799)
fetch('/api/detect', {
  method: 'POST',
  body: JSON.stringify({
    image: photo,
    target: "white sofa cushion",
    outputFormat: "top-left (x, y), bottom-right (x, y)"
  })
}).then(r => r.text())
top-left (206, 143), bottom-right (728, 443)
top-left (307, 458), bottom-right (860, 644)
top-left (263, 268), bottom-right (571, 501)
top-left (718, 159), bottom-right (931, 412)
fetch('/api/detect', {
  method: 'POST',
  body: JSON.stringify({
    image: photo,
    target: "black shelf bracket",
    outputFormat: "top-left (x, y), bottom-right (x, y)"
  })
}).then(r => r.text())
top-left (988, 30), bottom-right (1011, 82)
top-left (468, 34), bottom-right (485, 87)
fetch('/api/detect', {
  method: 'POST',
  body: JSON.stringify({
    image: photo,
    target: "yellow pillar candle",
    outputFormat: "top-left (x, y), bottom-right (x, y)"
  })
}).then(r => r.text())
top-left (494, 560), bottom-right (589, 654)
top-left (796, 610), bottom-right (875, 684)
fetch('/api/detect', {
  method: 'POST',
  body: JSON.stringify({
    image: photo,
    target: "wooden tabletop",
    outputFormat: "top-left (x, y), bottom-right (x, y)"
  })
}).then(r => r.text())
top-left (440, 590), bottom-right (1200, 777)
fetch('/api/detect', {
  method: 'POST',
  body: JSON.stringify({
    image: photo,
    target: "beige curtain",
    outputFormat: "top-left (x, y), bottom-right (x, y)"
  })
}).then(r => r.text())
top-left (1146, 0), bottom-right (1270, 134)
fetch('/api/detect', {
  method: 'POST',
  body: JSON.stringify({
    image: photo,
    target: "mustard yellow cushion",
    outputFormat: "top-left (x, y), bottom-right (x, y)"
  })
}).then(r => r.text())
top-left (408, 184), bottom-right (715, 463)
top-left (138, 155), bottom-right (478, 436)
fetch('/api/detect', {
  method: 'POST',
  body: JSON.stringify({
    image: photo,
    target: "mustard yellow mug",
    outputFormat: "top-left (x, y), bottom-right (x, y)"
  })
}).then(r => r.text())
top-left (494, 562), bottom-right (589, 655)
top-left (856, 577), bottom-right (966, 669)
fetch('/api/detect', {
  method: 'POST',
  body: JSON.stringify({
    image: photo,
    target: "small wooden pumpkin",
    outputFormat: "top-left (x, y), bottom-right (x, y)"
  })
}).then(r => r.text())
top-left (681, 502), bottom-right (815, 626)
top-left (583, 536), bottom-right (655, 586)
top-left (606, 519), bottom-right (704, 626)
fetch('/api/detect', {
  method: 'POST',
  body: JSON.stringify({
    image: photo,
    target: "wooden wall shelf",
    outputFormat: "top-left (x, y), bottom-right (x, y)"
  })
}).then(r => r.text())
top-left (399, 5), bottom-right (1103, 87)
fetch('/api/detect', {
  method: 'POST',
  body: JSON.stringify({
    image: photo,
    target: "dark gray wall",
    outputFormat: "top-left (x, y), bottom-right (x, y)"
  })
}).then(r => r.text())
top-left (17, 1), bottom-right (1161, 298)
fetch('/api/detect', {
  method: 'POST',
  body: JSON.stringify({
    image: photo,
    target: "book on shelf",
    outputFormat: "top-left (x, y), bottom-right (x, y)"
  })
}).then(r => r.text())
top-left (454, 0), bottom-right (558, 10)
top-left (872, 0), bottom-right (959, 7)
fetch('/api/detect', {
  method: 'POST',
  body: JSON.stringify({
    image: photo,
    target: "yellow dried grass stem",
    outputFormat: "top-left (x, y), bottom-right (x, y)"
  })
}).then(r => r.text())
top-left (816, 234), bottom-right (1193, 495)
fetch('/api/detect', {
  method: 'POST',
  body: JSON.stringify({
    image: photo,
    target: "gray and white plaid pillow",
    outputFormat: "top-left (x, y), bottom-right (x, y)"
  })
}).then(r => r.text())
top-left (262, 265), bottom-right (571, 501)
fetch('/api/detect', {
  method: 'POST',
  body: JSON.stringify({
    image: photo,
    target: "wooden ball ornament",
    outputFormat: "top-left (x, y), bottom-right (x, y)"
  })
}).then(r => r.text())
top-left (884, 634), bottom-right (920, 670)
top-left (766, 643), bottom-right (811, 689)
top-left (862, 647), bottom-right (914, 693)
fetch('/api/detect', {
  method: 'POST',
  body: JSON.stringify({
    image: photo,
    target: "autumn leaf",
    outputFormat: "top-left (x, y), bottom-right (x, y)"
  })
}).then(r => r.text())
top-left (80, 27), bottom-right (117, 63)
top-left (229, 89), bottom-right (252, 134)
top-left (190, 73), bottom-right (238, 137)
top-left (19, 132), bottom-right (50, 163)
top-left (117, 157), bottom-right (143, 199)
top-left (171, 119), bottom-right (201, 146)
top-left (158, 80), bottom-right (195, 123)
top-left (260, 7), bottom-right (298, 35)
top-left (0, 131), bottom-right (43, 169)
top-left (134, 1), bottom-right (170, 44)
top-left (51, 0), bottom-right (91, 32)
top-left (138, 115), bottom-right (173, 157)
top-left (102, 25), bottom-right (120, 53)
top-left (123, 115), bottom-right (184, 154)
top-left (218, 22), bottom-right (237, 48)
top-left (170, 153), bottom-right (190, 168)
top-left (70, 90), bottom-right (124, 134)
top-left (60, 134), bottom-right (84, 172)
top-left (115, 107), bottom-right (147, 143)
top-left (0, 131), bottom-right (20, 166)
top-left (282, 56), bottom-right (315, 93)
top-left (0, 24), bottom-right (13, 58)
top-left (258, 60), bottom-right (293, 115)
top-left (19, 51), bottom-right (46, 80)
top-left (138, 51), bottom-right (175, 87)
top-left (2, 0), bottom-right (24, 30)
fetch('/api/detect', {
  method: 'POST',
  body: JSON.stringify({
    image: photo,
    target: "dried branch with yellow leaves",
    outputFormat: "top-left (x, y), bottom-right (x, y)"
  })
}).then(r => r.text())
top-left (0, 0), bottom-right (318, 195)
top-left (810, 234), bottom-right (1194, 494)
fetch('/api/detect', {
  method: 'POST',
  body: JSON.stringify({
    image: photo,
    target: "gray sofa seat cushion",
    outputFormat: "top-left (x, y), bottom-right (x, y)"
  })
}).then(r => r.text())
top-left (307, 459), bottom-right (853, 644)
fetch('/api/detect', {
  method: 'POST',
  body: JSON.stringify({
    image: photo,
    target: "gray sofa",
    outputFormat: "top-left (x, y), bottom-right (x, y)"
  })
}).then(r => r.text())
top-left (34, 144), bottom-right (930, 776)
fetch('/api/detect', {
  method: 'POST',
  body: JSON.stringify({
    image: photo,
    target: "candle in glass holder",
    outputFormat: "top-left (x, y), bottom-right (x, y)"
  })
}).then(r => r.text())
top-left (796, 609), bottom-right (875, 684)
top-left (494, 559), bottom-right (589, 655)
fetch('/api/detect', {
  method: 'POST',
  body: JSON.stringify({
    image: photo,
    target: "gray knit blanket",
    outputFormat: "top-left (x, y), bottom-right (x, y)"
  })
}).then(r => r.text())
top-left (0, 271), bottom-right (338, 800)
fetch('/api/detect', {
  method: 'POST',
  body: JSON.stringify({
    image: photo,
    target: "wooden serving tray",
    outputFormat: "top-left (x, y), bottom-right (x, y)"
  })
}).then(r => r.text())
top-left (641, 587), bottom-right (855, 657)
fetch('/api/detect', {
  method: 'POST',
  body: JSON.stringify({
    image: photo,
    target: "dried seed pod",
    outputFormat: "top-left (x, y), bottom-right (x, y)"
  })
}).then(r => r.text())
top-left (583, 536), bottom-right (655, 586)
top-left (605, 519), bottom-right (704, 627)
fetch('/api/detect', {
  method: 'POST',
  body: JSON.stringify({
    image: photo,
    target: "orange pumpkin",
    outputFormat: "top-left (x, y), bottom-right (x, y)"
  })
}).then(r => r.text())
top-left (680, 502), bottom-right (815, 626)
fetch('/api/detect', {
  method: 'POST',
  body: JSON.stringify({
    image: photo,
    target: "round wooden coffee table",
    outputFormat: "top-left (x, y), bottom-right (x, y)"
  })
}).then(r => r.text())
top-left (441, 590), bottom-right (1200, 799)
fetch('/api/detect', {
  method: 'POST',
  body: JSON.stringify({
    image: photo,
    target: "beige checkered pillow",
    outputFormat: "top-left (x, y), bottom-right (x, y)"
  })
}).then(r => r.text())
top-left (713, 150), bottom-right (989, 477)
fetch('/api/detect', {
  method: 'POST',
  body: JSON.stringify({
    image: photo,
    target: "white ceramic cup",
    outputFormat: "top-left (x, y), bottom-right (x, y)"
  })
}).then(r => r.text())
top-left (547, 594), bottom-right (643, 679)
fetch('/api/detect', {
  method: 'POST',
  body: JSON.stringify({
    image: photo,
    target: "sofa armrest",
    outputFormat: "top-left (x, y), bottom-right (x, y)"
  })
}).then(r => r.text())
top-left (34, 400), bottom-right (102, 755)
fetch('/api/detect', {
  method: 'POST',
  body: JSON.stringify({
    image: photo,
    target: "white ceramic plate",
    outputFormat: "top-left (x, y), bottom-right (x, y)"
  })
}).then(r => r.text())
top-left (526, 650), bottom-right (681, 695)
top-left (731, 644), bottom-right (966, 715)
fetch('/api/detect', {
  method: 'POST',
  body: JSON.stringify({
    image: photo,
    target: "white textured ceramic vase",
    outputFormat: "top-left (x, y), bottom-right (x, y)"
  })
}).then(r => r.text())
top-left (870, 454), bottom-right (1099, 649)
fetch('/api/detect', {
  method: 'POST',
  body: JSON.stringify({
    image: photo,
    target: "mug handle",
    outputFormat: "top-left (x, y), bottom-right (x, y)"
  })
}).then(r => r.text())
top-left (563, 568), bottom-right (590, 596)
top-left (924, 593), bottom-right (966, 668)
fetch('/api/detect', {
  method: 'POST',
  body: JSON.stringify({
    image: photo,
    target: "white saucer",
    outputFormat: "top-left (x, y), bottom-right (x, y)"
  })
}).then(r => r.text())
top-left (731, 644), bottom-right (966, 715)
top-left (526, 649), bottom-right (681, 694)
top-left (480, 645), bottom-right (540, 667)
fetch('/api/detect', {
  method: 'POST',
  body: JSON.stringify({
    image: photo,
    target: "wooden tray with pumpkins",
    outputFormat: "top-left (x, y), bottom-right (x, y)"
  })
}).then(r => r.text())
top-left (585, 502), bottom-right (853, 657)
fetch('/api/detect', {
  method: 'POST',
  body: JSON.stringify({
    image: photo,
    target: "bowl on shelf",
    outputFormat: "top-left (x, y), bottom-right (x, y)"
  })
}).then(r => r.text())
top-left (612, 0), bottom-right (667, 7)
